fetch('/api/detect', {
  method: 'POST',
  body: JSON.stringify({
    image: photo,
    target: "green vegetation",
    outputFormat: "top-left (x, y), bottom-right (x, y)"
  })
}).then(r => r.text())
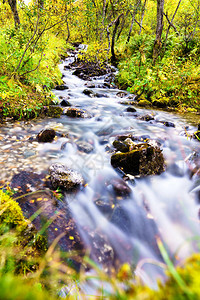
top-left (0, 188), bottom-right (200, 299)
top-left (0, 0), bottom-right (200, 298)
top-left (0, 0), bottom-right (199, 119)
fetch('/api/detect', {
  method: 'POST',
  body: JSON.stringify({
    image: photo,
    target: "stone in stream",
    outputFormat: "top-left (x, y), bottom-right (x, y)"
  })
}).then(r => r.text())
top-left (126, 106), bottom-right (137, 113)
top-left (46, 105), bottom-right (63, 118)
top-left (110, 204), bottom-right (162, 260)
top-left (10, 171), bottom-right (84, 261)
top-left (76, 141), bottom-right (94, 153)
top-left (85, 82), bottom-right (96, 88)
top-left (55, 84), bottom-right (69, 90)
top-left (113, 140), bottom-right (130, 153)
top-left (65, 107), bottom-right (91, 118)
top-left (108, 178), bottom-right (132, 197)
top-left (116, 91), bottom-right (128, 98)
top-left (138, 114), bottom-right (155, 122)
top-left (82, 89), bottom-right (96, 97)
top-left (60, 99), bottom-right (72, 107)
top-left (37, 128), bottom-right (56, 143)
top-left (49, 163), bottom-right (84, 191)
top-left (160, 121), bottom-right (175, 128)
top-left (111, 142), bottom-right (165, 176)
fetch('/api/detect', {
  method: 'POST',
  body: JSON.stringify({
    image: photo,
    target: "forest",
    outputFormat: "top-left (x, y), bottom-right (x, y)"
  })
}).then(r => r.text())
top-left (0, 0), bottom-right (200, 299)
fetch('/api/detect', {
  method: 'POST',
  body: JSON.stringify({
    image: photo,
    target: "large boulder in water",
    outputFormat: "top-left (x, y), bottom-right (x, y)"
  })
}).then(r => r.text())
top-left (49, 163), bottom-right (84, 191)
top-left (111, 142), bottom-right (165, 176)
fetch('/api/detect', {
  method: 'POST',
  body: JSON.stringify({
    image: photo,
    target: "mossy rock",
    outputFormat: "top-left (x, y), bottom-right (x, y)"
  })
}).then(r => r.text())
top-left (138, 99), bottom-right (151, 107)
top-left (111, 143), bottom-right (165, 176)
top-left (46, 105), bottom-right (63, 118)
top-left (152, 97), bottom-right (169, 108)
top-left (113, 140), bottom-right (130, 153)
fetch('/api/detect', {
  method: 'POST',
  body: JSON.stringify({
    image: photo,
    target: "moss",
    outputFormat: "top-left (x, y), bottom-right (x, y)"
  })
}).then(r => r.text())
top-left (152, 97), bottom-right (169, 108)
top-left (0, 275), bottom-right (56, 300)
top-left (138, 99), bottom-right (151, 107)
top-left (0, 190), bottom-right (28, 232)
top-left (46, 105), bottom-right (63, 118)
top-left (111, 143), bottom-right (165, 176)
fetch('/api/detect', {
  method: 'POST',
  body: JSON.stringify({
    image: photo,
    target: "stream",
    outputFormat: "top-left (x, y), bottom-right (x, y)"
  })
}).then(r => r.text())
top-left (0, 46), bottom-right (200, 287)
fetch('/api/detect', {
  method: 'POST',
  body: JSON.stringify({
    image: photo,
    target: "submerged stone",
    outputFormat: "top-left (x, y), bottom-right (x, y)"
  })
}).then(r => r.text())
top-left (111, 143), bottom-right (165, 176)
top-left (76, 141), bottom-right (94, 153)
top-left (139, 114), bottom-right (154, 122)
top-left (49, 163), bottom-right (84, 191)
top-left (109, 178), bottom-right (132, 197)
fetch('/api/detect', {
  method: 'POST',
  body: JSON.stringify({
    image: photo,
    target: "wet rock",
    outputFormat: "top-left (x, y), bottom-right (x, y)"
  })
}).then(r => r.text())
top-left (139, 114), bottom-right (154, 122)
top-left (152, 99), bottom-right (168, 108)
top-left (138, 99), bottom-right (151, 107)
top-left (113, 140), bottom-right (130, 153)
top-left (166, 163), bottom-right (184, 177)
top-left (126, 107), bottom-right (137, 112)
top-left (102, 82), bottom-right (111, 88)
top-left (111, 143), bottom-right (165, 176)
top-left (46, 105), bottom-right (63, 118)
top-left (10, 171), bottom-right (50, 195)
top-left (108, 178), bottom-right (132, 197)
top-left (49, 163), bottom-right (84, 191)
top-left (71, 59), bottom-right (112, 80)
top-left (83, 89), bottom-right (95, 97)
top-left (85, 82), bottom-right (96, 88)
top-left (10, 171), bottom-right (84, 260)
top-left (60, 99), bottom-right (72, 107)
top-left (64, 65), bottom-right (71, 70)
top-left (65, 108), bottom-right (91, 118)
top-left (55, 85), bottom-right (69, 90)
top-left (94, 199), bottom-right (114, 215)
top-left (76, 141), bottom-right (94, 153)
top-left (116, 91), bottom-right (128, 98)
top-left (160, 121), bottom-right (175, 128)
top-left (88, 231), bottom-right (114, 269)
top-left (37, 129), bottom-right (56, 143)
top-left (96, 126), bottom-right (114, 137)
top-left (99, 138), bottom-right (109, 145)
top-left (95, 92), bottom-right (108, 98)
top-left (110, 205), bottom-right (162, 259)
top-left (120, 100), bottom-right (136, 105)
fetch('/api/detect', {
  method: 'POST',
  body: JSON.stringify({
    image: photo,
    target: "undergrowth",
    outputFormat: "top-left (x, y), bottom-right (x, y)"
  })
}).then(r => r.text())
top-left (116, 34), bottom-right (200, 112)
top-left (0, 188), bottom-right (200, 299)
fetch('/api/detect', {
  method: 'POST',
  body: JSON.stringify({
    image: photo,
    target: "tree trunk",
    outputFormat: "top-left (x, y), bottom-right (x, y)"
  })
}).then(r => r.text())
top-left (8, 0), bottom-right (20, 28)
top-left (163, 0), bottom-right (182, 53)
top-left (153, 0), bottom-right (164, 64)
top-left (65, 4), bottom-right (70, 42)
top-left (111, 14), bottom-right (123, 65)
top-left (126, 0), bottom-right (141, 44)
top-left (139, 0), bottom-right (147, 35)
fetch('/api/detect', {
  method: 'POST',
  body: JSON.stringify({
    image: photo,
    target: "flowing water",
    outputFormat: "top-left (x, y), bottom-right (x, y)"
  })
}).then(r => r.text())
top-left (0, 47), bottom-right (200, 287)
